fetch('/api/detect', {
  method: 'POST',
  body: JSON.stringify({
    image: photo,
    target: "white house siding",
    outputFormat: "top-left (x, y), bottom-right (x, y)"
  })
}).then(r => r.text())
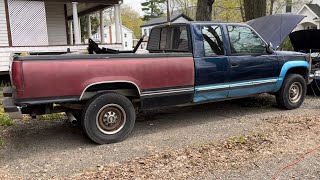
top-left (8, 0), bottom-right (48, 46)
top-left (0, 52), bottom-right (10, 72)
top-left (45, 2), bottom-right (67, 45)
top-left (122, 27), bottom-right (133, 50)
top-left (0, 0), bottom-right (9, 46)
top-left (295, 6), bottom-right (320, 31)
top-left (141, 26), bottom-right (154, 37)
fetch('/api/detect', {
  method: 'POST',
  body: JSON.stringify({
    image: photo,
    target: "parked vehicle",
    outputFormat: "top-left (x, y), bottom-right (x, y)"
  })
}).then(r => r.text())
top-left (289, 29), bottom-right (320, 93)
top-left (3, 15), bottom-right (313, 144)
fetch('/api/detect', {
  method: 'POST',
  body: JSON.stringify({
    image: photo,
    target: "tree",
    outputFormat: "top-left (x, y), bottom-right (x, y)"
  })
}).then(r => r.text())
top-left (196, 0), bottom-right (215, 21)
top-left (171, 0), bottom-right (197, 18)
top-left (213, 0), bottom-right (243, 22)
top-left (141, 0), bottom-right (167, 21)
top-left (269, 0), bottom-right (276, 15)
top-left (121, 5), bottom-right (145, 38)
top-left (243, 0), bottom-right (267, 21)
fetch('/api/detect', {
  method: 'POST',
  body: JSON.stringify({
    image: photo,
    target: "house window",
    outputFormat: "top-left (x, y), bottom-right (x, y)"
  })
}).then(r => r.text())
top-left (125, 42), bottom-right (128, 47)
top-left (124, 33), bottom-right (127, 38)
top-left (104, 34), bottom-right (107, 38)
top-left (144, 29), bottom-right (147, 36)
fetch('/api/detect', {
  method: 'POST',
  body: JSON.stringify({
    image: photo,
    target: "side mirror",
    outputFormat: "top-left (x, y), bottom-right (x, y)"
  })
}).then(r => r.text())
top-left (266, 42), bottom-right (274, 54)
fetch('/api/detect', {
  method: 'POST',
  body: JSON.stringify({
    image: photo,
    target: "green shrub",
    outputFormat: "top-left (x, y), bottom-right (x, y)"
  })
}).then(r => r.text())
top-left (37, 113), bottom-right (66, 120)
top-left (279, 37), bottom-right (294, 51)
top-left (0, 138), bottom-right (4, 147)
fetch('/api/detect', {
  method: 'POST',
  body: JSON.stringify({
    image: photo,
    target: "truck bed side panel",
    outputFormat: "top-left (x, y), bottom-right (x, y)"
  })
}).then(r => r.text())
top-left (17, 56), bottom-right (195, 105)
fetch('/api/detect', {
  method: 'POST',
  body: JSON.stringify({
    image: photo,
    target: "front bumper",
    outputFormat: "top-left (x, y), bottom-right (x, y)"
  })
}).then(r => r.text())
top-left (2, 86), bottom-right (23, 119)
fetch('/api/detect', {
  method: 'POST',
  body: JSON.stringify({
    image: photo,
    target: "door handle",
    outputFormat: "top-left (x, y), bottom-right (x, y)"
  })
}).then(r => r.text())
top-left (231, 63), bottom-right (239, 68)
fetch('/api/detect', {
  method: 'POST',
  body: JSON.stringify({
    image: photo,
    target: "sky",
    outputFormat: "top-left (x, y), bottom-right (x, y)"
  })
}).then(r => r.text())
top-left (124, 0), bottom-right (144, 16)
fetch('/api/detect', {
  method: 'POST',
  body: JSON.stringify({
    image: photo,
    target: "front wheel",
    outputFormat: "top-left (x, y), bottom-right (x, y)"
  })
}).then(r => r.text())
top-left (276, 74), bottom-right (306, 110)
top-left (82, 93), bottom-right (136, 144)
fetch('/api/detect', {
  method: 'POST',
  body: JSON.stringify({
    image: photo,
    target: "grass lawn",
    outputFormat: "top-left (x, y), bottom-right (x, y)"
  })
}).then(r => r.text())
top-left (0, 89), bottom-right (13, 148)
top-left (0, 90), bottom-right (13, 127)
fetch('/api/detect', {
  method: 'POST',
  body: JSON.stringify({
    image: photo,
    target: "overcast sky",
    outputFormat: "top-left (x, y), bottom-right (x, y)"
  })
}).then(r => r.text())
top-left (124, 0), bottom-right (144, 16)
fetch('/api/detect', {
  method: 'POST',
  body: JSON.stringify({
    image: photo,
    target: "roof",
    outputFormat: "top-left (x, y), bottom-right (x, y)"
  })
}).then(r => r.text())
top-left (305, 4), bottom-right (320, 18)
top-left (141, 13), bottom-right (193, 27)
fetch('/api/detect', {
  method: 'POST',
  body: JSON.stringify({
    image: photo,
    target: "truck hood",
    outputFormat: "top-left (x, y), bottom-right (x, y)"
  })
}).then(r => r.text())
top-left (289, 29), bottom-right (320, 52)
top-left (247, 14), bottom-right (305, 49)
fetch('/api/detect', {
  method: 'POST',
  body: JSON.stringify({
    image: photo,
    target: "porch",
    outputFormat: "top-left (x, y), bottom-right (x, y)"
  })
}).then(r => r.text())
top-left (0, 0), bottom-right (123, 73)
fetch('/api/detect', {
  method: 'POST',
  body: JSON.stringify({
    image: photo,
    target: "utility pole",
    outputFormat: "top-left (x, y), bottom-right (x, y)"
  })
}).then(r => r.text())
top-left (167, 0), bottom-right (170, 22)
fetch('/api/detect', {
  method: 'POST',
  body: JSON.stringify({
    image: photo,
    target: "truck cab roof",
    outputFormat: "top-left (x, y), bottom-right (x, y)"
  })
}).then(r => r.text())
top-left (153, 21), bottom-right (249, 28)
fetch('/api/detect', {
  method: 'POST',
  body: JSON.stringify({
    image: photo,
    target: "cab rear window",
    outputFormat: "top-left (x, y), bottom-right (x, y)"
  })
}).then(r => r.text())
top-left (147, 25), bottom-right (191, 53)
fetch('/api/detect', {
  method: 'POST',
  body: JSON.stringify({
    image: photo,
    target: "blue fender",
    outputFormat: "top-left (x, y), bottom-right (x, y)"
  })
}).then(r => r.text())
top-left (274, 61), bottom-right (309, 92)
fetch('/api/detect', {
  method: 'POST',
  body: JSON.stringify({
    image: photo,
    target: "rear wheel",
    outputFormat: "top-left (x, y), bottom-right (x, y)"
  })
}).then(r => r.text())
top-left (276, 74), bottom-right (306, 110)
top-left (82, 93), bottom-right (136, 144)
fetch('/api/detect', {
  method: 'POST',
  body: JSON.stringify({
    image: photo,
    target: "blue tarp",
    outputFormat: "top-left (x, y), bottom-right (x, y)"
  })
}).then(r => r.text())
top-left (246, 14), bottom-right (305, 49)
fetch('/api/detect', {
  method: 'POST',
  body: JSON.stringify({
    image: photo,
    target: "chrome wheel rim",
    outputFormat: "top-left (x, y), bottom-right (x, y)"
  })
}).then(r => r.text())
top-left (289, 82), bottom-right (302, 103)
top-left (96, 104), bottom-right (126, 135)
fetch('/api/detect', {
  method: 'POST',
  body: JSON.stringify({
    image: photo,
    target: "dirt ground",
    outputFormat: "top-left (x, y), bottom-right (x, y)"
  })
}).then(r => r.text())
top-left (0, 94), bottom-right (319, 179)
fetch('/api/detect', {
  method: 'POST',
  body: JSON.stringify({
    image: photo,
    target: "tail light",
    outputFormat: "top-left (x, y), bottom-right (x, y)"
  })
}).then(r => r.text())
top-left (11, 60), bottom-right (24, 96)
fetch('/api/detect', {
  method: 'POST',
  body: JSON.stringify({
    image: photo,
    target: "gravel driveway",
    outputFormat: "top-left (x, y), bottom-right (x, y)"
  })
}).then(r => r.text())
top-left (0, 94), bottom-right (319, 179)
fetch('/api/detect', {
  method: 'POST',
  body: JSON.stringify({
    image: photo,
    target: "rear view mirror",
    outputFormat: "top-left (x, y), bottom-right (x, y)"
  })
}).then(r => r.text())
top-left (267, 42), bottom-right (274, 54)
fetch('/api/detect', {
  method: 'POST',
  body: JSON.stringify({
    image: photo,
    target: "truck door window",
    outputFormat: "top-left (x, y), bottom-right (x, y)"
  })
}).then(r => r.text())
top-left (227, 26), bottom-right (266, 54)
top-left (202, 26), bottom-right (224, 56)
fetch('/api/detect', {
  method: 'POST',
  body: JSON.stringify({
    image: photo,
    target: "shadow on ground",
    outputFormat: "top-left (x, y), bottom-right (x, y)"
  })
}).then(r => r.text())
top-left (0, 94), bottom-right (279, 160)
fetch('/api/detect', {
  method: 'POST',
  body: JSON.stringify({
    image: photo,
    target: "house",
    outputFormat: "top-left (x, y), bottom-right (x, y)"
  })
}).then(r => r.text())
top-left (295, 4), bottom-right (320, 31)
top-left (271, 0), bottom-right (320, 15)
top-left (92, 23), bottom-right (134, 50)
top-left (0, 0), bottom-right (123, 75)
top-left (139, 13), bottom-right (193, 49)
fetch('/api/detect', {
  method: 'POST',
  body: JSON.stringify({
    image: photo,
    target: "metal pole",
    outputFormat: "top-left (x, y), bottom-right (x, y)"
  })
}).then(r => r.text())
top-left (114, 4), bottom-right (122, 44)
top-left (87, 15), bottom-right (92, 39)
top-left (167, 0), bottom-right (170, 22)
top-left (100, 10), bottom-right (105, 44)
top-left (69, 21), bottom-right (73, 45)
top-left (72, 2), bottom-right (81, 44)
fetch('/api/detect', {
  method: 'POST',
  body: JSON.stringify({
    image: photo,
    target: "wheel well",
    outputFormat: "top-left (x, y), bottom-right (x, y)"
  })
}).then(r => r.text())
top-left (287, 67), bottom-right (308, 80)
top-left (81, 82), bottom-right (140, 100)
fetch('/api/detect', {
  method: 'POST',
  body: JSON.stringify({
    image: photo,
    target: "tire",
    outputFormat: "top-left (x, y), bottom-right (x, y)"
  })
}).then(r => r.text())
top-left (81, 93), bottom-right (136, 144)
top-left (276, 74), bottom-right (306, 110)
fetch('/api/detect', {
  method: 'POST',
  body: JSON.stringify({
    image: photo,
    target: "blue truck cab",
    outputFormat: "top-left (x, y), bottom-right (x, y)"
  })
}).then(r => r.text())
top-left (149, 21), bottom-right (312, 110)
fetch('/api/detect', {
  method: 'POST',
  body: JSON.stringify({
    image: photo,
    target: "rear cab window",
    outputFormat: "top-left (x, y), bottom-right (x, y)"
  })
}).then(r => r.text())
top-left (147, 25), bottom-right (191, 53)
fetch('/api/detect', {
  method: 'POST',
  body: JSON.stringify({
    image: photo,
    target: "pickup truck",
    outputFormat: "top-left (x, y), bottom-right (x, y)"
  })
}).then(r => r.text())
top-left (3, 16), bottom-right (312, 144)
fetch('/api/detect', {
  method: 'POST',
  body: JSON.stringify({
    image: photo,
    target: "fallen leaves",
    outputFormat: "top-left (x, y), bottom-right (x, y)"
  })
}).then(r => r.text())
top-left (75, 114), bottom-right (320, 180)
